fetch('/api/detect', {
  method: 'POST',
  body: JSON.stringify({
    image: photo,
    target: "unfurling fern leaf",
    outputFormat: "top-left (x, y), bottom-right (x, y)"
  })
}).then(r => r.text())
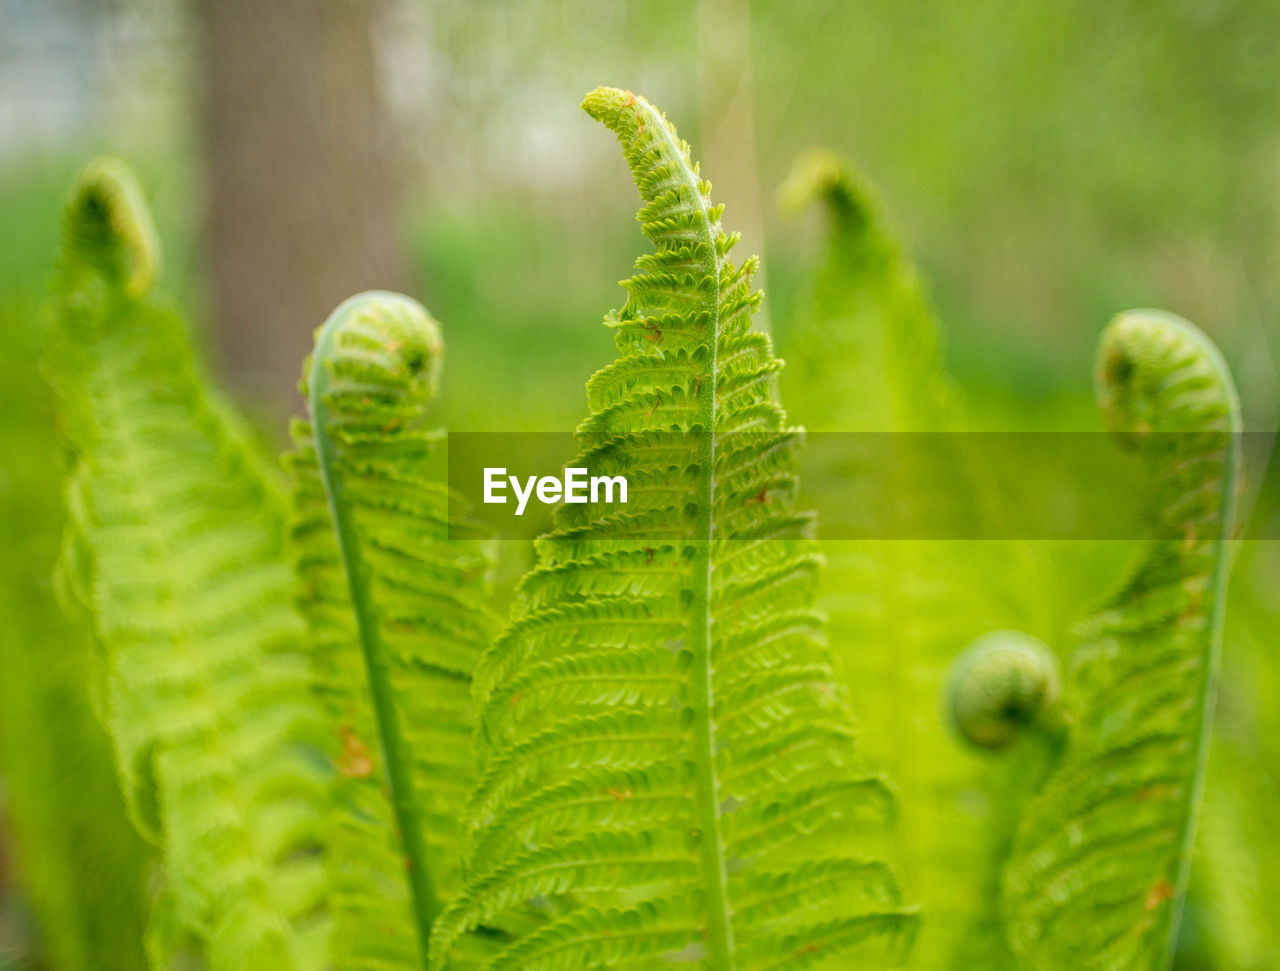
top-left (429, 88), bottom-right (918, 971)
top-left (46, 158), bottom-right (329, 969)
top-left (287, 292), bottom-right (501, 968)
top-left (1003, 310), bottom-right (1241, 970)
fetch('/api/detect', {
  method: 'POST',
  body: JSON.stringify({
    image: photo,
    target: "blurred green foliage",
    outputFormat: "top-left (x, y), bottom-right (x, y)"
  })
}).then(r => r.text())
top-left (0, 163), bottom-right (152, 969)
top-left (1, 1), bottom-right (1278, 967)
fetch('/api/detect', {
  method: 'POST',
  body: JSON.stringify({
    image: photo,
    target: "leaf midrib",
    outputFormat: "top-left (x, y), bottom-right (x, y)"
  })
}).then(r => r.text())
top-left (634, 95), bottom-right (736, 967)
top-left (1160, 322), bottom-right (1241, 969)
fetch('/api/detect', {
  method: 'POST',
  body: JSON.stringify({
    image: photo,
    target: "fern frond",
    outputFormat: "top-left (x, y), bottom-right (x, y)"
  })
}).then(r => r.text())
top-left (45, 158), bottom-right (329, 969)
top-left (287, 291), bottom-right (501, 968)
top-left (431, 89), bottom-right (917, 971)
top-left (1003, 310), bottom-right (1241, 970)
top-left (780, 150), bottom-right (1054, 969)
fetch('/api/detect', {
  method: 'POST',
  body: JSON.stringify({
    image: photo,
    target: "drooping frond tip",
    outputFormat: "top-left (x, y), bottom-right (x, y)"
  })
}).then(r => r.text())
top-left (63, 157), bottom-right (159, 299)
top-left (946, 631), bottom-right (1062, 750)
top-left (580, 86), bottom-right (676, 161)
top-left (581, 86), bottom-right (737, 254)
top-left (778, 148), bottom-right (875, 230)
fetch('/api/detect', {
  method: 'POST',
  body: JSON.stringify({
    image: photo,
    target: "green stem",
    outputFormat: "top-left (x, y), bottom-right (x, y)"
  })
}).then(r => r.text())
top-left (1159, 322), bottom-right (1241, 970)
top-left (639, 97), bottom-right (736, 968)
top-left (310, 307), bottom-right (440, 965)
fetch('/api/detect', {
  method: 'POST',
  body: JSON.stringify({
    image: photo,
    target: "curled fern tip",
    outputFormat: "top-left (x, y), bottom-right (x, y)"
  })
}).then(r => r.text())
top-left (778, 148), bottom-right (871, 228)
top-left (309, 290), bottom-right (444, 406)
top-left (1096, 309), bottom-right (1239, 449)
top-left (64, 156), bottom-right (160, 300)
top-left (947, 631), bottom-right (1062, 750)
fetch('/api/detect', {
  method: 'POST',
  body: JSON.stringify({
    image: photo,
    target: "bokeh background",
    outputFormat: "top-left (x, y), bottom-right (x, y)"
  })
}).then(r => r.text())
top-left (1, 1), bottom-right (1278, 968)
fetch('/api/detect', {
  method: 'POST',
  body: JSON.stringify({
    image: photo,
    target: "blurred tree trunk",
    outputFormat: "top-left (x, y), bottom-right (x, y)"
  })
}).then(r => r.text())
top-left (196, 0), bottom-right (408, 415)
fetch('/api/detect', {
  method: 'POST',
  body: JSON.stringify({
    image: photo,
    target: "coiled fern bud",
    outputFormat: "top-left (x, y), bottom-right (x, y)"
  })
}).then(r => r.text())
top-left (947, 631), bottom-right (1062, 750)
top-left (1097, 308), bottom-right (1238, 454)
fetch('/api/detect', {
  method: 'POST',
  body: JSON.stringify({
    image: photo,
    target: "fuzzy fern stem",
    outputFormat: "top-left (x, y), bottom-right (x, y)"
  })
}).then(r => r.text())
top-left (631, 92), bottom-right (737, 967)
top-left (308, 292), bottom-right (444, 957)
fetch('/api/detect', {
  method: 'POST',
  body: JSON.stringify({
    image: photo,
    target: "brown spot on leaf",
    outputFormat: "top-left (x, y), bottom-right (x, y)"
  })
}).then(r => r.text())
top-left (338, 728), bottom-right (374, 779)
top-left (1145, 879), bottom-right (1176, 911)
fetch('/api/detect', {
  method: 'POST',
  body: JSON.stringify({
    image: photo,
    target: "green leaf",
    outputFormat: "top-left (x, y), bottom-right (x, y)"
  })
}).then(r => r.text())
top-left (1003, 310), bottom-right (1241, 971)
top-left (287, 291), bottom-right (501, 968)
top-left (46, 158), bottom-right (330, 970)
top-left (430, 89), bottom-right (917, 971)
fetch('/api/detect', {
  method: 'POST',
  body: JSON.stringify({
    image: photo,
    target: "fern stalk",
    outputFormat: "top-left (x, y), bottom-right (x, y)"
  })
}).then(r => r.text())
top-left (1158, 318), bottom-right (1239, 966)
top-left (657, 92), bottom-right (738, 965)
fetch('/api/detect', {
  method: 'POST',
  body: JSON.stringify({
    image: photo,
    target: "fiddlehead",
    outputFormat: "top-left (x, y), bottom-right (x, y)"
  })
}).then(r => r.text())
top-left (1003, 310), bottom-right (1241, 970)
top-left (288, 291), bottom-right (500, 968)
top-left (947, 631), bottom-right (1063, 750)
